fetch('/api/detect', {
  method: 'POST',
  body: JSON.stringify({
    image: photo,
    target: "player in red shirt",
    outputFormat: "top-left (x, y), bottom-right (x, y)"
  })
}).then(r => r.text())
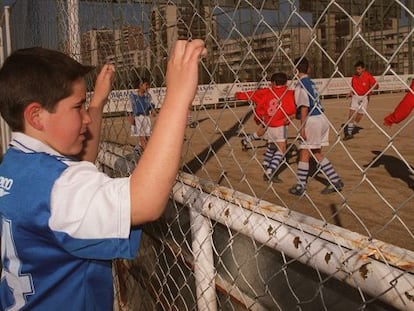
top-left (235, 72), bottom-right (296, 181)
top-left (384, 79), bottom-right (414, 126)
top-left (344, 61), bottom-right (378, 140)
top-left (235, 87), bottom-right (268, 149)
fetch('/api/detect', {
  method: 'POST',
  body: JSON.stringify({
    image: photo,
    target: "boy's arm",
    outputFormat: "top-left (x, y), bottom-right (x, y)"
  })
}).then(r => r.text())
top-left (235, 88), bottom-right (266, 103)
top-left (235, 91), bottom-right (252, 100)
top-left (129, 40), bottom-right (206, 225)
top-left (371, 74), bottom-right (379, 90)
top-left (129, 94), bottom-right (137, 116)
top-left (284, 91), bottom-right (297, 117)
top-left (254, 98), bottom-right (267, 124)
top-left (348, 76), bottom-right (355, 98)
top-left (149, 95), bottom-right (157, 116)
top-left (81, 64), bottom-right (115, 162)
top-left (295, 87), bottom-right (308, 139)
top-left (300, 106), bottom-right (308, 140)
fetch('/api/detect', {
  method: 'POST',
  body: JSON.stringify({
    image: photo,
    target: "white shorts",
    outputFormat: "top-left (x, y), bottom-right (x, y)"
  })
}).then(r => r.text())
top-left (299, 114), bottom-right (329, 150)
top-left (264, 125), bottom-right (287, 143)
top-left (132, 115), bottom-right (152, 136)
top-left (350, 95), bottom-right (369, 114)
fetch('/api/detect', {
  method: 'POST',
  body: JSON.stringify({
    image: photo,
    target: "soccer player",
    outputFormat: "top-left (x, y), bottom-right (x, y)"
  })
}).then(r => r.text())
top-left (343, 61), bottom-right (378, 140)
top-left (129, 77), bottom-right (156, 153)
top-left (384, 79), bottom-right (414, 126)
top-left (236, 73), bottom-right (296, 182)
top-left (0, 39), bottom-right (206, 310)
top-left (235, 86), bottom-right (267, 145)
top-left (289, 57), bottom-right (344, 195)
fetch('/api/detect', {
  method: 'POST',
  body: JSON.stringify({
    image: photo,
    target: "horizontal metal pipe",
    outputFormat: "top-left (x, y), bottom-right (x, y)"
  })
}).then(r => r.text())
top-left (173, 173), bottom-right (414, 310)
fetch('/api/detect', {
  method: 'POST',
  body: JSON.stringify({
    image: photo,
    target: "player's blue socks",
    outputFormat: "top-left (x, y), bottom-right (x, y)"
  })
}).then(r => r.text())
top-left (347, 123), bottom-right (354, 136)
top-left (269, 151), bottom-right (283, 173)
top-left (289, 161), bottom-right (308, 195)
top-left (319, 158), bottom-right (340, 183)
top-left (246, 132), bottom-right (260, 142)
top-left (265, 151), bottom-right (284, 182)
top-left (263, 145), bottom-right (274, 168)
top-left (296, 161), bottom-right (309, 187)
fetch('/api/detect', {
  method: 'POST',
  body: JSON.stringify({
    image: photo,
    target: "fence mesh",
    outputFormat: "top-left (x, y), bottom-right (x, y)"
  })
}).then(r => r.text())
top-left (1, 0), bottom-right (414, 310)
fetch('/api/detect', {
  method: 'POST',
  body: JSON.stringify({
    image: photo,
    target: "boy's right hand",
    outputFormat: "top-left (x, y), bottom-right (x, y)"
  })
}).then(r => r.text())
top-left (90, 64), bottom-right (115, 108)
top-left (164, 40), bottom-right (207, 107)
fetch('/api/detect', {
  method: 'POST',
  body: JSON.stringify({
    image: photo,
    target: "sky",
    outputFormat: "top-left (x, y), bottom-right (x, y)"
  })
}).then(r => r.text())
top-left (2, 0), bottom-right (15, 6)
top-left (8, 0), bottom-right (410, 51)
top-left (4, 0), bottom-right (311, 51)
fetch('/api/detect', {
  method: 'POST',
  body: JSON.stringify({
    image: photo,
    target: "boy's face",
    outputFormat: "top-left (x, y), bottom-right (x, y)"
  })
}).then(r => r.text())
top-left (355, 66), bottom-right (365, 76)
top-left (40, 78), bottom-right (90, 156)
top-left (139, 82), bottom-right (150, 91)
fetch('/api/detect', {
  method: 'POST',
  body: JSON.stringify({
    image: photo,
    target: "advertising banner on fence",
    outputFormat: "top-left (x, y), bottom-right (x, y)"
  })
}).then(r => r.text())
top-left (102, 74), bottom-right (413, 114)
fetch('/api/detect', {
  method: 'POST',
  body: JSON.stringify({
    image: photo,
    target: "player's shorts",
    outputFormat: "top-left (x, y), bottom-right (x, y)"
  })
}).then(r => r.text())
top-left (350, 95), bottom-right (369, 114)
top-left (264, 125), bottom-right (287, 143)
top-left (134, 115), bottom-right (152, 136)
top-left (299, 114), bottom-right (329, 149)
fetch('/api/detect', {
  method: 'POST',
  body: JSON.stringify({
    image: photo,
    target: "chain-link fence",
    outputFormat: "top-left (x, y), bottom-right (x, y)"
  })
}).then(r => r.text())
top-left (1, 0), bottom-right (413, 310)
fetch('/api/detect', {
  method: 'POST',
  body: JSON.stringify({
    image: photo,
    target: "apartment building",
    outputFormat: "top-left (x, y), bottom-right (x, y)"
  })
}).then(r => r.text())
top-left (80, 26), bottom-right (150, 70)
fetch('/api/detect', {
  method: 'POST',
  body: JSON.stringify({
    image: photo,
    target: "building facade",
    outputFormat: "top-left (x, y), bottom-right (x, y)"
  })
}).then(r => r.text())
top-left (80, 26), bottom-right (150, 71)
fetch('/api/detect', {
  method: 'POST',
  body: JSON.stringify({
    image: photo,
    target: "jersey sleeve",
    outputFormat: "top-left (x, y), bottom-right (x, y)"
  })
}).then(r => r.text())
top-left (254, 100), bottom-right (267, 122)
top-left (148, 93), bottom-right (156, 110)
top-left (50, 161), bottom-right (140, 259)
top-left (294, 85), bottom-right (309, 109)
top-left (235, 91), bottom-right (251, 100)
top-left (283, 91), bottom-right (297, 117)
top-left (384, 82), bottom-right (414, 126)
top-left (235, 88), bottom-right (267, 103)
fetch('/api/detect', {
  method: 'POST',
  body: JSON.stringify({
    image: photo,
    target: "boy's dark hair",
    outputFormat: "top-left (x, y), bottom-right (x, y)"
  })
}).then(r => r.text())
top-left (136, 76), bottom-right (150, 87)
top-left (294, 57), bottom-right (309, 74)
top-left (271, 72), bottom-right (288, 86)
top-left (354, 60), bottom-right (365, 68)
top-left (0, 47), bottom-right (93, 131)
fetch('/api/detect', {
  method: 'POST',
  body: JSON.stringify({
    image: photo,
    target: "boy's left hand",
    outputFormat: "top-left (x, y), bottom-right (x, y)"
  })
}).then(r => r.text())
top-left (90, 64), bottom-right (115, 107)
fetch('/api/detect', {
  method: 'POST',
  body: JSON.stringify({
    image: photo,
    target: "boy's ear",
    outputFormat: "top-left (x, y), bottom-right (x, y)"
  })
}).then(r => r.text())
top-left (24, 102), bottom-right (45, 130)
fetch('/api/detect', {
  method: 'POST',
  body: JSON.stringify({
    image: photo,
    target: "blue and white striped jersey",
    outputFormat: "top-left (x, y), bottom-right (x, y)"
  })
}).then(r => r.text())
top-left (0, 133), bottom-right (141, 310)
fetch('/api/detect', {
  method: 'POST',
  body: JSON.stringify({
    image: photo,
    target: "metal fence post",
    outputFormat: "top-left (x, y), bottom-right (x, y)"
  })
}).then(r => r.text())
top-left (190, 206), bottom-right (217, 311)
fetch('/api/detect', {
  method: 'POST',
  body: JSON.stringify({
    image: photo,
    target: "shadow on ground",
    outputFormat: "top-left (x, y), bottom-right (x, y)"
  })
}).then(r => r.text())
top-left (364, 150), bottom-right (414, 190)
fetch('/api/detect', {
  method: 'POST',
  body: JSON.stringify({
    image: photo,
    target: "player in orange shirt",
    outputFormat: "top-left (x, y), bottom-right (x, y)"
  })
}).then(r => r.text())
top-left (344, 61), bottom-right (378, 140)
top-left (235, 72), bottom-right (296, 181)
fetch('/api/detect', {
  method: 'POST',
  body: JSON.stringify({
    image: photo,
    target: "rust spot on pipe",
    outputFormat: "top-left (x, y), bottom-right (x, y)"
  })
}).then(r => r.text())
top-left (359, 262), bottom-right (371, 279)
top-left (267, 225), bottom-right (274, 236)
top-left (399, 262), bottom-right (414, 271)
top-left (405, 291), bottom-right (414, 302)
top-left (325, 252), bottom-right (332, 264)
top-left (293, 237), bottom-right (301, 249)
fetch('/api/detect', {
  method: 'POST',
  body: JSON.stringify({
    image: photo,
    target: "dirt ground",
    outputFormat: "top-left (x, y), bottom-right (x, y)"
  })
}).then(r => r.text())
top-left (104, 91), bottom-right (414, 251)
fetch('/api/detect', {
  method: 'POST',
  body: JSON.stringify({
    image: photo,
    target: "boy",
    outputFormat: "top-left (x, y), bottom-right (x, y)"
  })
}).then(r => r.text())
top-left (235, 75), bottom-right (296, 181)
top-left (237, 73), bottom-right (296, 181)
top-left (289, 57), bottom-right (344, 195)
top-left (384, 79), bottom-right (414, 127)
top-left (343, 60), bottom-right (378, 140)
top-left (0, 39), bottom-right (206, 310)
top-left (129, 77), bottom-right (156, 153)
top-left (235, 85), bottom-right (268, 150)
